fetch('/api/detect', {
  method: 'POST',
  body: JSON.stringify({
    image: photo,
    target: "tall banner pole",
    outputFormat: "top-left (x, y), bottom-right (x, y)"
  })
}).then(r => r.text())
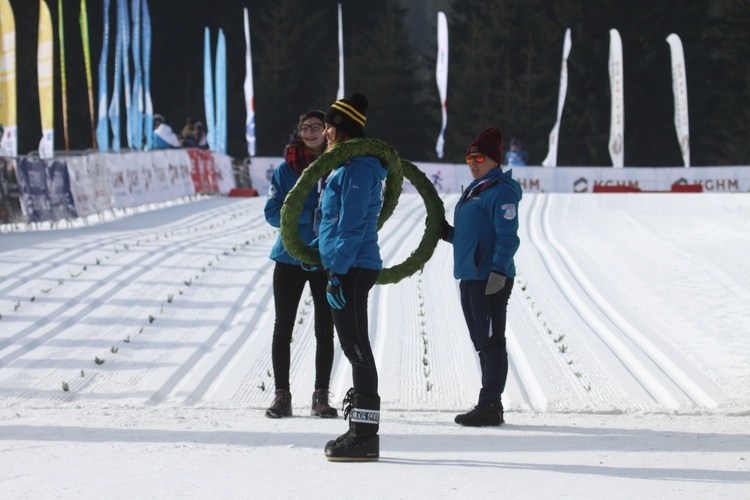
top-left (130, 0), bottom-right (142, 149)
top-left (79, 0), bottom-right (97, 150)
top-left (434, 11), bottom-right (448, 160)
top-left (608, 29), bottom-right (624, 168)
top-left (666, 33), bottom-right (690, 168)
top-left (215, 29), bottom-right (227, 154)
top-left (336, 3), bottom-right (344, 100)
top-left (96, 0), bottom-right (110, 152)
top-left (203, 27), bottom-right (215, 151)
top-left (58, 0), bottom-right (70, 154)
top-left (0, 0), bottom-right (17, 157)
top-left (38, 0), bottom-right (55, 159)
top-left (243, 8), bottom-right (255, 157)
top-left (108, 0), bottom-right (122, 151)
top-left (542, 28), bottom-right (572, 168)
top-left (142, 0), bottom-right (152, 151)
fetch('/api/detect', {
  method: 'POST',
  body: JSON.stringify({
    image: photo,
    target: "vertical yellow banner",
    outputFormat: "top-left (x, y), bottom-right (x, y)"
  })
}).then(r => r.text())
top-left (58, 0), bottom-right (69, 154)
top-left (38, 0), bottom-right (55, 158)
top-left (0, 0), bottom-right (17, 157)
top-left (79, 0), bottom-right (97, 149)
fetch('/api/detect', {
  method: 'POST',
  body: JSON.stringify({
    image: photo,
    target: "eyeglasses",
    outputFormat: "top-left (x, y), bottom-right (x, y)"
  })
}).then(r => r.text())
top-left (465, 154), bottom-right (486, 164)
top-left (299, 123), bottom-right (323, 133)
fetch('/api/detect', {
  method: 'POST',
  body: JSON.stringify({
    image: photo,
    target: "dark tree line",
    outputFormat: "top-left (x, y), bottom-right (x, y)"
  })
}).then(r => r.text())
top-left (6, 0), bottom-right (749, 166)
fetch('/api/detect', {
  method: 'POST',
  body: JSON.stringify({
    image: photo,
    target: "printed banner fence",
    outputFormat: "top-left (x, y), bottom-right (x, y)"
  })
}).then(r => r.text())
top-left (250, 158), bottom-right (750, 198)
top-left (0, 157), bottom-right (22, 223)
top-left (0, 149), bottom-right (233, 225)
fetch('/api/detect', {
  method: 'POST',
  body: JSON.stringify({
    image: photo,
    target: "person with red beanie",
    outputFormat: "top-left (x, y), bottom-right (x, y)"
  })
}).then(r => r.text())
top-left (439, 126), bottom-right (523, 426)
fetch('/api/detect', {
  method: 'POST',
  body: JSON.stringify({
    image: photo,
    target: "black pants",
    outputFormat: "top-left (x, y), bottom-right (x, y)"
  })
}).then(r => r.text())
top-left (271, 262), bottom-right (334, 391)
top-left (459, 277), bottom-right (514, 406)
top-left (330, 267), bottom-right (380, 395)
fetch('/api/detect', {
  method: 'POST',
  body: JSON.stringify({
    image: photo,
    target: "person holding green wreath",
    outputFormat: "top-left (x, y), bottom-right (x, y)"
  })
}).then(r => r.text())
top-left (316, 93), bottom-right (386, 462)
top-left (264, 110), bottom-right (338, 420)
top-left (440, 126), bottom-right (523, 427)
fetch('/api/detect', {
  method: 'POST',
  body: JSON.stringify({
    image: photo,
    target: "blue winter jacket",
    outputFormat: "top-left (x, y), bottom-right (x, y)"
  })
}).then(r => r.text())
top-left (316, 155), bottom-right (387, 274)
top-left (264, 161), bottom-right (322, 265)
top-left (446, 167), bottom-right (522, 280)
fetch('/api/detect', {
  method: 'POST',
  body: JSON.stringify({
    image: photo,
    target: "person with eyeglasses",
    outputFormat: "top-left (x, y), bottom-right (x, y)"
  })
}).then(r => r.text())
top-left (263, 110), bottom-right (338, 420)
top-left (438, 126), bottom-right (523, 427)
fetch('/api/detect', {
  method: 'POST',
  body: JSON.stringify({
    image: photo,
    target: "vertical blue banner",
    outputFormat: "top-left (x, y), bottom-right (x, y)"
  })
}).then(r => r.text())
top-left (130, 0), bottom-right (142, 150)
top-left (108, 0), bottom-right (122, 151)
top-left (142, 0), bottom-right (153, 151)
top-left (96, 0), bottom-right (110, 152)
top-left (203, 28), bottom-right (215, 151)
top-left (215, 29), bottom-right (226, 154)
top-left (120, 0), bottom-right (132, 148)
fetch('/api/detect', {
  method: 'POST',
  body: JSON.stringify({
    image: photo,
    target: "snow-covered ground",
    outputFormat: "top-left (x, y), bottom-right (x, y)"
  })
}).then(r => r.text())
top-left (1, 193), bottom-right (748, 499)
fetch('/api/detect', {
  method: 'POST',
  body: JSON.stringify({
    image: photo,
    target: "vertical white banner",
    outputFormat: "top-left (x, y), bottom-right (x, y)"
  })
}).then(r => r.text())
top-left (336, 3), bottom-right (344, 100)
top-left (243, 8), bottom-right (255, 157)
top-left (608, 29), bottom-right (624, 167)
top-left (435, 11), bottom-right (448, 160)
top-left (666, 33), bottom-right (690, 168)
top-left (542, 28), bottom-right (572, 167)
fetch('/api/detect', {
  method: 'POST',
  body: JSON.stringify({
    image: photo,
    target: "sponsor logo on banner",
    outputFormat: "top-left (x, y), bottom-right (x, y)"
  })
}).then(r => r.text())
top-left (517, 178), bottom-right (541, 192)
top-left (675, 177), bottom-right (739, 192)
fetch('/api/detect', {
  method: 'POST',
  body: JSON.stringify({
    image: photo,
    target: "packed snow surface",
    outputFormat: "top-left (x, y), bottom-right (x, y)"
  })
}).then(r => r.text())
top-left (1, 193), bottom-right (748, 499)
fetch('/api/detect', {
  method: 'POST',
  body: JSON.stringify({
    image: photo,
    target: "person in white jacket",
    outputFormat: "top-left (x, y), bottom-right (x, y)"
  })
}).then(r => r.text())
top-left (152, 115), bottom-right (181, 149)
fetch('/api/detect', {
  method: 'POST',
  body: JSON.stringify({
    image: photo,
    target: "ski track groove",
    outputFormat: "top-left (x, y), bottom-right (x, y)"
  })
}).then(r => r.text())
top-left (1, 195), bottom-right (747, 415)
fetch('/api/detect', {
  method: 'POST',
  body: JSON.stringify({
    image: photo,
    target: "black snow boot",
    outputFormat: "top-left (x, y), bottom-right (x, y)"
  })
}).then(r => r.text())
top-left (454, 402), bottom-right (504, 427)
top-left (325, 390), bottom-right (380, 462)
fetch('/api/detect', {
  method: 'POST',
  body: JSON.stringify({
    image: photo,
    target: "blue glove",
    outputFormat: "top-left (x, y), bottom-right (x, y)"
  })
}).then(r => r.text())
top-left (326, 271), bottom-right (346, 309)
top-left (301, 262), bottom-right (321, 272)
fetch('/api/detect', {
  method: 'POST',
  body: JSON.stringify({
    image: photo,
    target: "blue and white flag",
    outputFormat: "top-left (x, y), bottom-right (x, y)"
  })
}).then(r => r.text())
top-left (336, 3), bottom-right (344, 100)
top-left (542, 29), bottom-right (572, 167)
top-left (142, 0), bottom-right (153, 150)
top-left (608, 29), bottom-right (624, 168)
top-left (108, 0), bottom-right (123, 151)
top-left (435, 11), bottom-right (448, 159)
top-left (96, 0), bottom-right (110, 152)
top-left (666, 33), bottom-right (689, 168)
top-left (119, 0), bottom-right (132, 148)
top-left (215, 29), bottom-right (226, 154)
top-left (243, 8), bottom-right (255, 157)
top-left (130, 0), bottom-right (142, 150)
top-left (203, 27), bottom-right (216, 151)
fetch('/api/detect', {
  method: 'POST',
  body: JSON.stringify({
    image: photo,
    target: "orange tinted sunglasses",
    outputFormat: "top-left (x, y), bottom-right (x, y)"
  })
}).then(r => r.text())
top-left (465, 154), bottom-right (486, 164)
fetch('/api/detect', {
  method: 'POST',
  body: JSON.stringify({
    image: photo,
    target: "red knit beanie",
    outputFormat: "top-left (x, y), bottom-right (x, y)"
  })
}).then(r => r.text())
top-left (466, 126), bottom-right (503, 164)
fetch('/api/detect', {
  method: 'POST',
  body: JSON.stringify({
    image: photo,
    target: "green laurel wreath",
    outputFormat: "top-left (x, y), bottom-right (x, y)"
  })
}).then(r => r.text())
top-left (280, 139), bottom-right (444, 285)
top-left (376, 159), bottom-right (446, 284)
